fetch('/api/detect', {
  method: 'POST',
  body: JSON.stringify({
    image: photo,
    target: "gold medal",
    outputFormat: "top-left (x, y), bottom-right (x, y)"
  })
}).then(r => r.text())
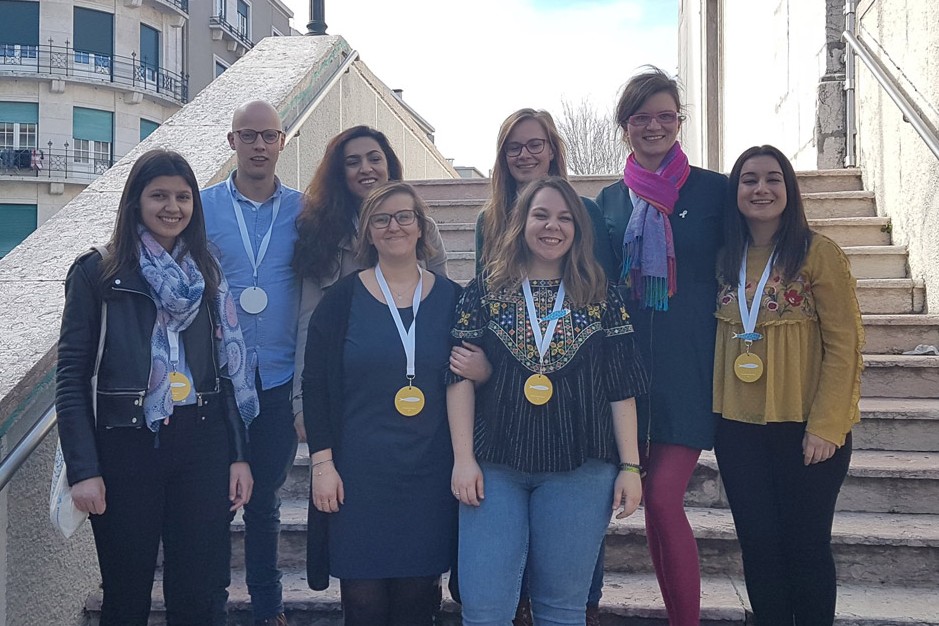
top-left (394, 384), bottom-right (425, 417)
top-left (734, 352), bottom-right (764, 383)
top-left (169, 371), bottom-right (192, 401)
top-left (524, 373), bottom-right (553, 405)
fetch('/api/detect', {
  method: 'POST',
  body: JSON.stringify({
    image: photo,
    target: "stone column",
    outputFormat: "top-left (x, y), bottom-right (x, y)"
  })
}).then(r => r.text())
top-left (817, 0), bottom-right (848, 169)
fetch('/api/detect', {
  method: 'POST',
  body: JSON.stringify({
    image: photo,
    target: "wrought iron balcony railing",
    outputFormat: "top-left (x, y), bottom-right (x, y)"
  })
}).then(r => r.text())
top-left (209, 15), bottom-right (254, 50)
top-left (0, 144), bottom-right (121, 183)
top-left (0, 40), bottom-right (188, 104)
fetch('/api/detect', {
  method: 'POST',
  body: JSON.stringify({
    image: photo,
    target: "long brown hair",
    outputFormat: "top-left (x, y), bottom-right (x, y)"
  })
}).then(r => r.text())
top-left (101, 149), bottom-right (220, 300)
top-left (353, 182), bottom-right (437, 267)
top-left (719, 145), bottom-right (813, 287)
top-left (293, 126), bottom-right (404, 281)
top-left (487, 177), bottom-right (606, 308)
top-left (479, 109), bottom-right (568, 269)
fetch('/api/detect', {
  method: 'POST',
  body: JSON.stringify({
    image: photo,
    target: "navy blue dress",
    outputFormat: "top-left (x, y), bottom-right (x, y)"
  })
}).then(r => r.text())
top-left (328, 277), bottom-right (458, 579)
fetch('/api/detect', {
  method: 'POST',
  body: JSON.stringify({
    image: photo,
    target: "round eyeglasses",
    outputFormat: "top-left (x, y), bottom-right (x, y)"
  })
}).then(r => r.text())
top-left (368, 210), bottom-right (417, 229)
top-left (626, 111), bottom-right (684, 127)
top-left (233, 129), bottom-right (284, 144)
top-left (505, 139), bottom-right (547, 157)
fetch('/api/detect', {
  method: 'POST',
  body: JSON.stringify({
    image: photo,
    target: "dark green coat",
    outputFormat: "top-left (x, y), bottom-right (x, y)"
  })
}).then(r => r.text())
top-left (596, 167), bottom-right (727, 450)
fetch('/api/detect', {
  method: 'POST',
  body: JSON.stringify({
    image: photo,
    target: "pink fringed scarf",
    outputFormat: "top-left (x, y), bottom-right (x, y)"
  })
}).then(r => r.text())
top-left (622, 142), bottom-right (691, 311)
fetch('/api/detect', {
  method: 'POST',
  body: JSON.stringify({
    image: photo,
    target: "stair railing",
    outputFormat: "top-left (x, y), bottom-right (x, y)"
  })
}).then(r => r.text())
top-left (843, 0), bottom-right (939, 166)
top-left (0, 405), bottom-right (55, 493)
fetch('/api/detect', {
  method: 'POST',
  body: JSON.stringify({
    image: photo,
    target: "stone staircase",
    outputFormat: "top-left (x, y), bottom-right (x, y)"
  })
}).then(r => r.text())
top-left (85, 170), bottom-right (939, 625)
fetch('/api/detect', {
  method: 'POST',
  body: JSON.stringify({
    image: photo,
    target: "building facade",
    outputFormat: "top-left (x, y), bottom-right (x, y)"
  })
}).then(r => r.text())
top-left (0, 0), bottom-right (293, 258)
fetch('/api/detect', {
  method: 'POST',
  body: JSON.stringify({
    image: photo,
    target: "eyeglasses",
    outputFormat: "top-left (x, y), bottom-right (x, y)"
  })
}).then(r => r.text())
top-left (368, 209), bottom-right (417, 229)
top-left (626, 111), bottom-right (684, 127)
top-left (505, 139), bottom-right (547, 157)
top-left (233, 129), bottom-right (284, 144)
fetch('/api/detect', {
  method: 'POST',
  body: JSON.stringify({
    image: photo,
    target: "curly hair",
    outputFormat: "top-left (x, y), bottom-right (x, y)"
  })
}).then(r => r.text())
top-left (293, 126), bottom-right (403, 281)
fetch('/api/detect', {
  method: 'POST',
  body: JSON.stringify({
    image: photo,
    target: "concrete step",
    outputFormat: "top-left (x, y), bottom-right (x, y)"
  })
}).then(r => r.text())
top-left (83, 571), bottom-right (939, 625)
top-left (844, 246), bottom-right (908, 280)
top-left (856, 278), bottom-right (925, 314)
top-left (803, 191), bottom-right (877, 219)
top-left (412, 170), bottom-right (864, 204)
top-left (862, 354), bottom-right (939, 398)
top-left (604, 507), bottom-right (939, 587)
top-left (234, 501), bottom-right (939, 587)
top-left (438, 221), bottom-right (475, 253)
top-left (448, 252), bottom-right (475, 282)
top-left (861, 314), bottom-right (939, 353)
top-left (427, 198), bottom-right (484, 224)
top-left (809, 217), bottom-right (891, 247)
top-left (852, 397), bottom-right (939, 452)
top-left (690, 450), bottom-right (939, 514)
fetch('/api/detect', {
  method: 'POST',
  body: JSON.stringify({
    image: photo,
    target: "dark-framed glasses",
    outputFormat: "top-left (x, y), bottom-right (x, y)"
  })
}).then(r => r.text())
top-left (233, 129), bottom-right (284, 144)
top-left (626, 111), bottom-right (684, 127)
top-left (505, 138), bottom-right (547, 157)
top-left (368, 209), bottom-right (417, 229)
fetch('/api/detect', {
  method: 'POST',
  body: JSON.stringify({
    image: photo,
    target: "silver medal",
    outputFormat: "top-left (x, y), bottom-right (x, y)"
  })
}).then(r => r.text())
top-left (239, 286), bottom-right (268, 314)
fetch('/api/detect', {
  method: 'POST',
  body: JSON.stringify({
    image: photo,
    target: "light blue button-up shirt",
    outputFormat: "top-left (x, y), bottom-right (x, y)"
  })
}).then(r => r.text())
top-left (202, 172), bottom-right (302, 391)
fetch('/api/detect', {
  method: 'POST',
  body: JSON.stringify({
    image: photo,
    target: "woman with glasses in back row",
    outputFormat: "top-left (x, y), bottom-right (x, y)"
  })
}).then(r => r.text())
top-left (594, 66), bottom-right (728, 626)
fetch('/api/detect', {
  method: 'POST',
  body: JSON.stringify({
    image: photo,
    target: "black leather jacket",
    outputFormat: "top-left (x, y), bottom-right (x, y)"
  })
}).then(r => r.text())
top-left (55, 249), bottom-right (248, 486)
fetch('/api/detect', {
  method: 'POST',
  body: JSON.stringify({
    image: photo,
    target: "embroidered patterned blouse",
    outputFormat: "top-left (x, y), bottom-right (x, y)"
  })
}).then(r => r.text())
top-left (712, 234), bottom-right (864, 445)
top-left (447, 277), bottom-right (648, 473)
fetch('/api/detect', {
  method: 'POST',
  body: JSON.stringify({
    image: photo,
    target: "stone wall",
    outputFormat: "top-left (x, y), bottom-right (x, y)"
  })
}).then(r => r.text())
top-left (0, 34), bottom-right (455, 625)
top-left (854, 0), bottom-right (939, 312)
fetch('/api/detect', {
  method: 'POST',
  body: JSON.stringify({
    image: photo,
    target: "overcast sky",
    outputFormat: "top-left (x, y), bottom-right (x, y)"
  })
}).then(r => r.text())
top-left (280, 0), bottom-right (677, 173)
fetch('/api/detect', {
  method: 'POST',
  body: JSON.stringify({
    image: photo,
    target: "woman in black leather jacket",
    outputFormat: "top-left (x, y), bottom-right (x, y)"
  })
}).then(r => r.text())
top-left (55, 149), bottom-right (258, 626)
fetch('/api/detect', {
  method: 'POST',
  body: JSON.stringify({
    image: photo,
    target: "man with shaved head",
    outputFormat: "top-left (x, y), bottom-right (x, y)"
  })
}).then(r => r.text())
top-left (202, 100), bottom-right (302, 626)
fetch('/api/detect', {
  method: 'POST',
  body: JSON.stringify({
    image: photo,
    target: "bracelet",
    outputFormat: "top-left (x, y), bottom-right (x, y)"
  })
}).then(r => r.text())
top-left (311, 458), bottom-right (333, 476)
top-left (618, 462), bottom-right (642, 475)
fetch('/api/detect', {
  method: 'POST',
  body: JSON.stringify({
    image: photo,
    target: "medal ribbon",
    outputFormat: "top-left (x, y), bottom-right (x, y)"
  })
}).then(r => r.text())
top-left (736, 243), bottom-right (776, 343)
top-left (228, 176), bottom-right (281, 284)
top-left (522, 278), bottom-right (566, 366)
top-left (166, 329), bottom-right (181, 372)
top-left (375, 264), bottom-right (423, 378)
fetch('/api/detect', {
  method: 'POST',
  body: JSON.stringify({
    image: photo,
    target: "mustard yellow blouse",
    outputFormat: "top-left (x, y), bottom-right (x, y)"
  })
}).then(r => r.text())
top-left (713, 234), bottom-right (864, 446)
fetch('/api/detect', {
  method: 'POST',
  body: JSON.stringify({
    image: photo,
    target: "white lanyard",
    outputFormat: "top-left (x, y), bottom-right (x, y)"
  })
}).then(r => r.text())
top-left (227, 176), bottom-right (281, 285)
top-left (375, 264), bottom-right (423, 378)
top-left (167, 328), bottom-right (181, 371)
top-left (522, 278), bottom-right (566, 365)
top-left (736, 243), bottom-right (776, 341)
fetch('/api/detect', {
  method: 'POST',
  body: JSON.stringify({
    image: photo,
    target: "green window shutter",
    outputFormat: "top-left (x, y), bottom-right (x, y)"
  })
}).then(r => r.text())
top-left (140, 118), bottom-right (160, 141)
top-left (73, 107), bottom-right (113, 143)
top-left (0, 1), bottom-right (39, 46)
top-left (0, 204), bottom-right (37, 258)
top-left (0, 102), bottom-right (38, 124)
top-left (73, 7), bottom-right (114, 56)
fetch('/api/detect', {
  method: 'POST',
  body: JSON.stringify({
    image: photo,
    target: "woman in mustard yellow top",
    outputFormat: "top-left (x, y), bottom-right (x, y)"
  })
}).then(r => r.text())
top-left (713, 145), bottom-right (863, 626)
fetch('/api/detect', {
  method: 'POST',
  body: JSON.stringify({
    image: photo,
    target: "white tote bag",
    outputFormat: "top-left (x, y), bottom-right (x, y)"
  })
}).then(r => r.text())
top-left (50, 246), bottom-right (108, 539)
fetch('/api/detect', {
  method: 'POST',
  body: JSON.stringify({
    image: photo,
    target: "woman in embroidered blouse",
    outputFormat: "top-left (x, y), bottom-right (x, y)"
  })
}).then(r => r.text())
top-left (55, 149), bottom-right (256, 625)
top-left (302, 182), bottom-right (460, 625)
top-left (713, 145), bottom-right (862, 625)
top-left (594, 66), bottom-right (727, 626)
top-left (447, 176), bottom-right (648, 625)
top-left (292, 126), bottom-right (450, 433)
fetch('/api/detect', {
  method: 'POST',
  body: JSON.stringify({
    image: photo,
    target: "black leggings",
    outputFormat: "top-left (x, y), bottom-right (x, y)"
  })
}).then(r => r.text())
top-left (340, 576), bottom-right (442, 626)
top-left (715, 419), bottom-right (851, 626)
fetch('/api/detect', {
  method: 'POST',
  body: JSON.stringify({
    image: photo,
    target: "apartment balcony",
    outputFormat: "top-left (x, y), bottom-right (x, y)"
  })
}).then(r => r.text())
top-left (0, 41), bottom-right (188, 105)
top-left (123, 0), bottom-right (189, 28)
top-left (209, 15), bottom-right (253, 56)
top-left (0, 144), bottom-right (122, 187)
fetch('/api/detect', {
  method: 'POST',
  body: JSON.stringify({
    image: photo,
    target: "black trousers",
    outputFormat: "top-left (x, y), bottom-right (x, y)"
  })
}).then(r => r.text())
top-left (340, 576), bottom-right (442, 626)
top-left (715, 419), bottom-right (851, 626)
top-left (90, 404), bottom-right (232, 626)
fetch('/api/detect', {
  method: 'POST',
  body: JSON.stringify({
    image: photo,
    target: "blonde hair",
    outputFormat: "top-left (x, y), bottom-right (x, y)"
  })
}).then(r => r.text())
top-left (354, 182), bottom-right (437, 266)
top-left (479, 108), bottom-right (568, 270)
top-left (487, 177), bottom-right (606, 308)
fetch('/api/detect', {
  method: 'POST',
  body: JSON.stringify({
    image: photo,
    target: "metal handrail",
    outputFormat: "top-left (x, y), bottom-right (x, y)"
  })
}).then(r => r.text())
top-left (843, 1), bottom-right (939, 165)
top-left (0, 405), bottom-right (56, 494)
top-left (0, 146), bottom-right (122, 182)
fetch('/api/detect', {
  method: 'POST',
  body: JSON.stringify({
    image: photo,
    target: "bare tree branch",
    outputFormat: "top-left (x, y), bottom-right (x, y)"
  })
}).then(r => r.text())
top-left (556, 98), bottom-right (627, 175)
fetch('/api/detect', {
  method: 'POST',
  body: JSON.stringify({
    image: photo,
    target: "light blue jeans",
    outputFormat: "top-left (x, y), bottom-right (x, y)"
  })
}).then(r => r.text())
top-left (458, 459), bottom-right (617, 626)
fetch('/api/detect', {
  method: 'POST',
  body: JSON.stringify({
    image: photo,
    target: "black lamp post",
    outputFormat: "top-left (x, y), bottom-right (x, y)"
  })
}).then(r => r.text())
top-left (306, 0), bottom-right (327, 35)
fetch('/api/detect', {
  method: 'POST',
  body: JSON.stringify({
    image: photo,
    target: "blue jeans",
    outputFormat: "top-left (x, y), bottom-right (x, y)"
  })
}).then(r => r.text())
top-left (243, 378), bottom-right (299, 620)
top-left (459, 459), bottom-right (616, 626)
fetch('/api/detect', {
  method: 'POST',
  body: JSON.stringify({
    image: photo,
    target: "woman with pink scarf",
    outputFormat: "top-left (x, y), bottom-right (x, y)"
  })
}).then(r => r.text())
top-left (595, 66), bottom-right (727, 625)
